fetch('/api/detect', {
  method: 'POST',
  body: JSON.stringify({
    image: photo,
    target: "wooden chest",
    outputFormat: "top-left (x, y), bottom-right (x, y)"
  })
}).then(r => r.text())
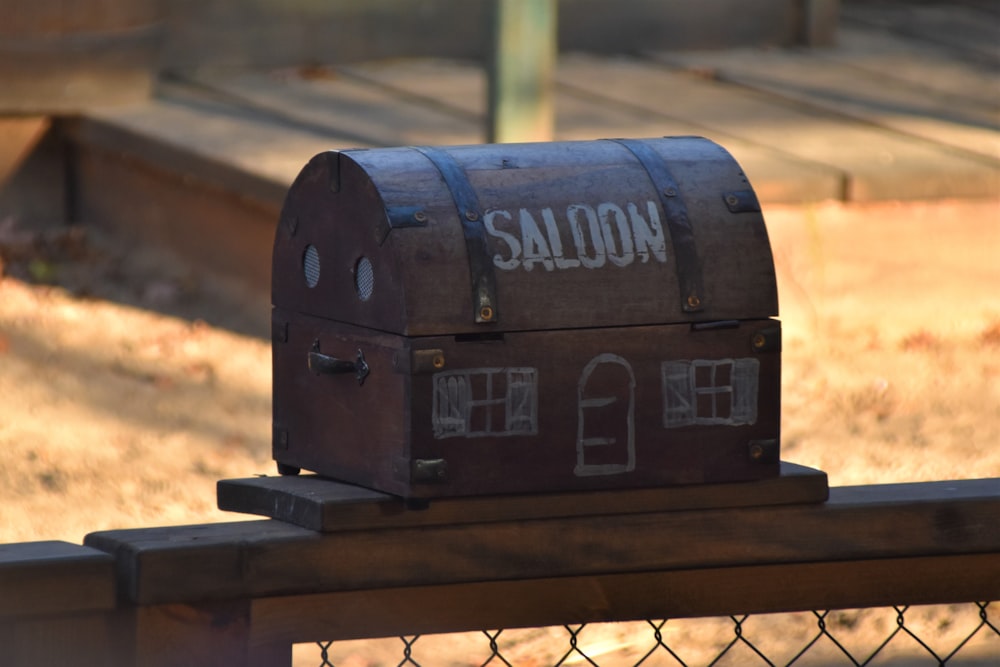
top-left (271, 137), bottom-right (780, 498)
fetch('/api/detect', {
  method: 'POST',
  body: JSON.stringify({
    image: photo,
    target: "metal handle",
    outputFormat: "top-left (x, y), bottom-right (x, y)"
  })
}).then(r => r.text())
top-left (308, 341), bottom-right (370, 386)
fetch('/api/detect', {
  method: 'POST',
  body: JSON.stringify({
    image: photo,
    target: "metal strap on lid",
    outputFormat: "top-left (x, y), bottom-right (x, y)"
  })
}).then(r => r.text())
top-left (413, 146), bottom-right (498, 324)
top-left (609, 138), bottom-right (705, 313)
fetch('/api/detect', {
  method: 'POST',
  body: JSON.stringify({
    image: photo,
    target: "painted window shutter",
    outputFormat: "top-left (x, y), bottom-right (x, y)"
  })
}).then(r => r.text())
top-left (662, 360), bottom-right (696, 428)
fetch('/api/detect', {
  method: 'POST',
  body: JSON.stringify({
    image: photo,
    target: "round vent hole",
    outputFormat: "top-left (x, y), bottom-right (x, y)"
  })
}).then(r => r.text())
top-left (355, 257), bottom-right (374, 301)
top-left (303, 245), bottom-right (321, 288)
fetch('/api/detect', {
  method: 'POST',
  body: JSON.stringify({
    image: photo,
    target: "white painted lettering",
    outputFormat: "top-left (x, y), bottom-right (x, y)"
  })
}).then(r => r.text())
top-left (597, 202), bottom-right (635, 268)
top-left (541, 207), bottom-right (580, 269)
top-left (484, 209), bottom-right (521, 270)
top-left (567, 203), bottom-right (606, 269)
top-left (484, 200), bottom-right (667, 272)
top-left (518, 208), bottom-right (555, 272)
top-left (628, 201), bottom-right (667, 263)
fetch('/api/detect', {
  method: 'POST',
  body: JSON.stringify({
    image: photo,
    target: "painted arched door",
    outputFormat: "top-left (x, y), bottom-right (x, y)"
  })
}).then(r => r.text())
top-left (575, 353), bottom-right (636, 477)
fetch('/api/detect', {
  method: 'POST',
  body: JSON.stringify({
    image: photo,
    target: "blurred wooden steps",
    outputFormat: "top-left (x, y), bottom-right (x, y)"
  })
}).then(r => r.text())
top-left (45, 7), bottom-right (997, 300)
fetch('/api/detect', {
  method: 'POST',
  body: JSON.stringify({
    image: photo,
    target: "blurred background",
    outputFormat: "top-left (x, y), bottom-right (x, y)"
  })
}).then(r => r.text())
top-left (0, 0), bottom-right (997, 543)
top-left (0, 1), bottom-right (998, 661)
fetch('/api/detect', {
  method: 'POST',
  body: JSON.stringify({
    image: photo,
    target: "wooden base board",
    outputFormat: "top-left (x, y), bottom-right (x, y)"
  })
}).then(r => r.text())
top-left (217, 461), bottom-right (828, 532)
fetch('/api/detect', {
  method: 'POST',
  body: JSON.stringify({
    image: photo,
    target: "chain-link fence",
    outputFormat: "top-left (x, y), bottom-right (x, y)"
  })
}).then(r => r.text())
top-left (299, 602), bottom-right (998, 666)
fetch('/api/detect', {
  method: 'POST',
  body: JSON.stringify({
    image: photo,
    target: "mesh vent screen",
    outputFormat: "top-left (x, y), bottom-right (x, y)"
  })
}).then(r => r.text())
top-left (303, 245), bottom-right (321, 288)
top-left (355, 257), bottom-right (374, 301)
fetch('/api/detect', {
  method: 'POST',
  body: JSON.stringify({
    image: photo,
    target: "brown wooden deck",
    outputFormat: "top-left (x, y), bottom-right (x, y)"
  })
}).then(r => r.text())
top-left (45, 2), bottom-right (995, 296)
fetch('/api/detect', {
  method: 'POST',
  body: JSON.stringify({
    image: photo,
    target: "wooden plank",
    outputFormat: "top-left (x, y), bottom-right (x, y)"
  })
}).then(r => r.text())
top-left (556, 0), bottom-right (810, 52)
top-left (217, 462), bottom-right (829, 532)
top-left (85, 521), bottom-right (305, 605)
top-left (72, 84), bottom-right (346, 202)
top-left (841, 2), bottom-right (1000, 68)
top-left (652, 47), bottom-right (1000, 163)
top-left (190, 69), bottom-right (484, 147)
top-left (85, 478), bottom-right (1000, 605)
top-left (954, 0), bottom-right (1000, 15)
top-left (338, 60), bottom-right (484, 118)
top-left (0, 611), bottom-right (123, 667)
top-left (342, 58), bottom-right (844, 204)
top-left (160, 0), bottom-right (490, 71)
top-left (0, 541), bottom-right (116, 618)
top-left (160, 0), bottom-right (811, 72)
top-left (249, 553), bottom-right (1000, 643)
top-left (557, 54), bottom-right (999, 201)
top-left (130, 601), bottom-right (258, 667)
top-left (830, 25), bottom-right (1000, 110)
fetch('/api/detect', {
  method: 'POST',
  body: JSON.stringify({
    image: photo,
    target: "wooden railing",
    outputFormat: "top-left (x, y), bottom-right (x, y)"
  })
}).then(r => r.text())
top-left (2, 472), bottom-right (999, 666)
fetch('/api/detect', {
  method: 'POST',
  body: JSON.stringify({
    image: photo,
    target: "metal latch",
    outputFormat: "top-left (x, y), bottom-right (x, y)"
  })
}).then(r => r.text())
top-left (413, 458), bottom-right (448, 483)
top-left (308, 341), bottom-right (370, 386)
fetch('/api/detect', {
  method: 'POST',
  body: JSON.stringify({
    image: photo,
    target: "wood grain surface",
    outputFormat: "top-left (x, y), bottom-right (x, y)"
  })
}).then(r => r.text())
top-left (86, 477), bottom-right (1000, 606)
top-left (217, 462), bottom-right (828, 531)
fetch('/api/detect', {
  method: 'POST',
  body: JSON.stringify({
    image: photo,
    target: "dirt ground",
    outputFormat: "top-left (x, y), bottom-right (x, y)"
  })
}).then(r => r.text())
top-left (1, 197), bottom-right (998, 663)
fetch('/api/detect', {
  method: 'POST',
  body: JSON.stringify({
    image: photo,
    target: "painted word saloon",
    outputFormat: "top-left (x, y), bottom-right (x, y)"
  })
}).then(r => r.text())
top-left (271, 137), bottom-right (781, 498)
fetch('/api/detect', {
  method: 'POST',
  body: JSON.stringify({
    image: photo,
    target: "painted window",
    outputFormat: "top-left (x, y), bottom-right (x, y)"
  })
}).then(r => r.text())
top-left (662, 358), bottom-right (759, 428)
top-left (432, 368), bottom-right (538, 439)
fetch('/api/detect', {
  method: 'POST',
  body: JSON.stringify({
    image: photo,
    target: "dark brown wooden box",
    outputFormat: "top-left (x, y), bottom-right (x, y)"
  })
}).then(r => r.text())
top-left (272, 137), bottom-right (780, 498)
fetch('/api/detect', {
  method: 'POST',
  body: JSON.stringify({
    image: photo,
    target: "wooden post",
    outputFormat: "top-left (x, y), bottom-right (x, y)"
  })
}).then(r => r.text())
top-left (488, 0), bottom-right (557, 143)
top-left (0, 542), bottom-right (119, 667)
top-left (799, 0), bottom-right (840, 46)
